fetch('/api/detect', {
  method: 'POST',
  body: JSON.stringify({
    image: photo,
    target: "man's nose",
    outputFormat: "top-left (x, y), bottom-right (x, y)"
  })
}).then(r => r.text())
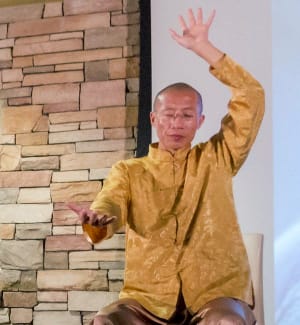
top-left (170, 114), bottom-right (184, 128)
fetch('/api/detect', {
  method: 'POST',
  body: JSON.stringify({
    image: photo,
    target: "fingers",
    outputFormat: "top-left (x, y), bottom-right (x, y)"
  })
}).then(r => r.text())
top-left (178, 15), bottom-right (188, 33)
top-left (67, 202), bottom-right (116, 227)
top-left (205, 9), bottom-right (216, 28)
top-left (67, 202), bottom-right (82, 214)
top-left (188, 8), bottom-right (196, 26)
top-left (197, 8), bottom-right (203, 24)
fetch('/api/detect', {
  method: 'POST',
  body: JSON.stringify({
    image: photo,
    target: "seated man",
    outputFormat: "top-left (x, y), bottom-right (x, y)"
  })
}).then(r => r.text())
top-left (69, 7), bottom-right (264, 325)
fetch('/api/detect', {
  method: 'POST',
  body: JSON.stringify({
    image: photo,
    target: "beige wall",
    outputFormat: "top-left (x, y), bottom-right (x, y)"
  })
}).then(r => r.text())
top-left (0, 1), bottom-right (139, 324)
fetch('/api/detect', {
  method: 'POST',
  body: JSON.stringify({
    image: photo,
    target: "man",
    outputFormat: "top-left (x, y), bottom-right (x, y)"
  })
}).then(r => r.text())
top-left (69, 8), bottom-right (264, 325)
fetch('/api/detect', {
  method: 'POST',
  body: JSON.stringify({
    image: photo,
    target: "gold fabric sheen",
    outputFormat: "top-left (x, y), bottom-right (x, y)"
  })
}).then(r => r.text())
top-left (87, 55), bottom-right (265, 320)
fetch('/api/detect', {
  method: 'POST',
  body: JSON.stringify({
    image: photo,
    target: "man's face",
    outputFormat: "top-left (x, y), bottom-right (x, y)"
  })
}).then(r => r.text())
top-left (150, 88), bottom-right (205, 153)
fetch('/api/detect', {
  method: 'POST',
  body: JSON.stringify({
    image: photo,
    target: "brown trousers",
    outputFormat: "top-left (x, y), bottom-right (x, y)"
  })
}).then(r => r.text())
top-left (91, 297), bottom-right (256, 325)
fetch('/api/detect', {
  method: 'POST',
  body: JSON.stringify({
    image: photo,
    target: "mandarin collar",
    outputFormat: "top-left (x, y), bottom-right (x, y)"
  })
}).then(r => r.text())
top-left (148, 143), bottom-right (191, 162)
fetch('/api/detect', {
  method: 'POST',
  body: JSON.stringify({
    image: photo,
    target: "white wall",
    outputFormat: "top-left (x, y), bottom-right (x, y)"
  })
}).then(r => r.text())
top-left (273, 0), bottom-right (300, 323)
top-left (151, 1), bottom-right (273, 324)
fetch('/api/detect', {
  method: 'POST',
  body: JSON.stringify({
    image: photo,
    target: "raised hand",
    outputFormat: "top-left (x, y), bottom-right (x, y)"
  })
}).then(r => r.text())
top-left (67, 202), bottom-right (116, 227)
top-left (169, 8), bottom-right (223, 66)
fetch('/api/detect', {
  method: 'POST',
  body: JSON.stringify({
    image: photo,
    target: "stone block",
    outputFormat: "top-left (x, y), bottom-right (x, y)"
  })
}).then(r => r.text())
top-left (100, 261), bottom-right (125, 270)
top-left (0, 24), bottom-right (7, 39)
top-left (16, 223), bottom-right (52, 240)
top-left (126, 77), bottom-right (139, 92)
top-left (80, 121), bottom-right (97, 129)
top-left (33, 311), bottom-right (81, 325)
top-left (22, 144), bottom-right (75, 157)
top-left (45, 234), bottom-right (91, 251)
top-left (0, 308), bottom-right (9, 323)
top-left (20, 156), bottom-right (59, 171)
top-left (52, 226), bottom-right (76, 235)
top-left (2, 68), bottom-right (23, 82)
top-left (103, 127), bottom-right (133, 139)
top-left (0, 3), bottom-right (43, 24)
top-left (0, 86), bottom-right (31, 99)
top-left (23, 65), bottom-right (54, 73)
top-left (75, 138), bottom-right (135, 153)
top-left (68, 291), bottom-right (119, 311)
top-left (10, 308), bottom-right (33, 323)
top-left (2, 81), bottom-right (22, 89)
top-left (109, 280), bottom-right (123, 292)
top-left (3, 291), bottom-right (37, 308)
top-left (123, 0), bottom-right (139, 13)
top-left (34, 48), bottom-right (122, 66)
top-left (85, 60), bottom-right (108, 81)
top-left (0, 240), bottom-right (43, 270)
top-left (44, 102), bottom-right (78, 114)
top-left (44, 252), bottom-right (68, 270)
top-left (85, 25), bottom-right (139, 49)
top-left (97, 106), bottom-right (138, 128)
top-left (37, 270), bottom-right (108, 291)
top-left (0, 105), bottom-right (42, 135)
top-left (32, 83), bottom-right (79, 105)
top-left (0, 204), bottom-right (53, 223)
top-left (60, 151), bottom-right (131, 170)
top-left (51, 32), bottom-right (83, 41)
top-left (13, 56), bottom-right (33, 68)
top-left (0, 134), bottom-right (15, 144)
top-left (89, 168), bottom-right (111, 180)
top-left (52, 170), bottom-right (89, 183)
top-left (94, 234), bottom-right (125, 250)
top-left (0, 60), bottom-right (12, 69)
top-left (0, 145), bottom-right (21, 171)
top-left (49, 110), bottom-right (96, 124)
top-left (55, 62), bottom-right (83, 71)
top-left (126, 92), bottom-right (139, 106)
top-left (49, 124), bottom-right (79, 134)
top-left (52, 209), bottom-right (79, 226)
top-left (69, 250), bottom-right (125, 267)
top-left (0, 269), bottom-right (21, 291)
top-left (33, 115), bottom-right (49, 132)
top-left (0, 48), bottom-right (11, 60)
top-left (111, 12), bottom-right (140, 26)
top-left (15, 35), bottom-right (49, 45)
top-left (8, 96), bottom-right (32, 106)
top-left (8, 13), bottom-right (110, 38)
top-left (34, 302), bottom-right (67, 311)
top-left (80, 80), bottom-right (125, 110)
top-left (85, 26), bottom-right (128, 49)
top-left (50, 181), bottom-right (101, 202)
top-left (44, 1), bottom-right (63, 18)
top-left (16, 132), bottom-right (48, 146)
top-left (109, 57), bottom-right (139, 79)
top-left (0, 170), bottom-right (52, 188)
top-left (0, 223), bottom-right (15, 239)
top-left (17, 188), bottom-right (51, 204)
top-left (108, 269), bottom-right (124, 280)
top-left (20, 270), bottom-right (37, 291)
top-left (23, 70), bottom-right (83, 86)
top-left (37, 291), bottom-right (67, 302)
top-left (64, 0), bottom-right (122, 15)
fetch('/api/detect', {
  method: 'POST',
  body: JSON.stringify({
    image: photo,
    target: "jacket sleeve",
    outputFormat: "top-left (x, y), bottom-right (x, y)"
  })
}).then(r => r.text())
top-left (84, 161), bottom-right (130, 243)
top-left (208, 55), bottom-right (265, 176)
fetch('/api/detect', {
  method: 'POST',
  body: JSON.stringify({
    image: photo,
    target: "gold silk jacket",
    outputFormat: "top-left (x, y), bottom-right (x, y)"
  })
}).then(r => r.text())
top-left (88, 55), bottom-right (265, 319)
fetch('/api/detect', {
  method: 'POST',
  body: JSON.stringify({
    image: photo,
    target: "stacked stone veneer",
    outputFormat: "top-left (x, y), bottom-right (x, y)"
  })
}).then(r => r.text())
top-left (0, 1), bottom-right (140, 324)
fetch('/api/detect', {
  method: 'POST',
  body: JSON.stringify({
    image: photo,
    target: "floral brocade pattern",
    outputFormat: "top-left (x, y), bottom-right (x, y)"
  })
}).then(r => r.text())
top-left (89, 55), bottom-right (265, 319)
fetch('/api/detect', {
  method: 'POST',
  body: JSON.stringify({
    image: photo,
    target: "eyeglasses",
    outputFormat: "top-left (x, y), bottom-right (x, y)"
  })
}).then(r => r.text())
top-left (157, 112), bottom-right (196, 123)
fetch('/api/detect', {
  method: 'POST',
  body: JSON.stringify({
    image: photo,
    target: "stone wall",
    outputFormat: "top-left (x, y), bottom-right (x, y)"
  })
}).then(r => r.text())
top-left (0, 1), bottom-right (140, 324)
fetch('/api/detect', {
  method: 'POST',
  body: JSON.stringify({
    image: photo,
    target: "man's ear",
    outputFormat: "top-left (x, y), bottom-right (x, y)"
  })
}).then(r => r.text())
top-left (150, 111), bottom-right (156, 126)
top-left (198, 114), bottom-right (205, 129)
